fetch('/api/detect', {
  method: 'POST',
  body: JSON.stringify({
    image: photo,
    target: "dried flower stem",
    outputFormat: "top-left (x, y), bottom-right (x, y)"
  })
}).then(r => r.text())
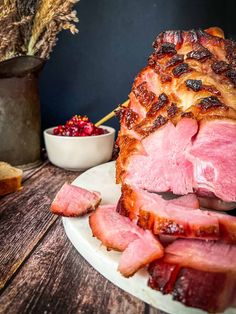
top-left (27, 0), bottom-right (79, 59)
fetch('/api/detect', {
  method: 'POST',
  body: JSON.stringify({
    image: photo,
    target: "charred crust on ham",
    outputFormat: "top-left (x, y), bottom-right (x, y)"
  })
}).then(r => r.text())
top-left (196, 96), bottom-right (228, 112)
top-left (211, 59), bottom-right (236, 86)
top-left (167, 103), bottom-right (179, 118)
top-left (152, 42), bottom-right (177, 58)
top-left (133, 82), bottom-right (156, 108)
top-left (166, 54), bottom-right (184, 68)
top-left (172, 63), bottom-right (192, 78)
top-left (212, 61), bottom-right (230, 74)
top-left (181, 111), bottom-right (195, 118)
top-left (137, 210), bottom-right (154, 230)
top-left (152, 115), bottom-right (168, 130)
top-left (186, 46), bottom-right (212, 62)
top-left (147, 93), bottom-right (169, 117)
top-left (160, 73), bottom-right (172, 83)
top-left (226, 68), bottom-right (236, 86)
top-left (135, 115), bottom-right (168, 137)
top-left (117, 108), bottom-right (139, 130)
top-left (225, 39), bottom-right (236, 66)
top-left (185, 79), bottom-right (202, 91)
top-left (185, 79), bottom-right (221, 95)
top-left (158, 221), bottom-right (186, 236)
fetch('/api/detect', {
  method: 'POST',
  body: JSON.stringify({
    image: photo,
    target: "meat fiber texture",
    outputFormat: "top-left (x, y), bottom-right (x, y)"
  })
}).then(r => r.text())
top-left (50, 182), bottom-right (101, 217)
top-left (89, 204), bottom-right (164, 277)
top-left (116, 27), bottom-right (236, 206)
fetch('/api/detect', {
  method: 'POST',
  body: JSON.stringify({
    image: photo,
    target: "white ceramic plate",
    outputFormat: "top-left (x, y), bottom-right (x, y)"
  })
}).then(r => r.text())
top-left (62, 161), bottom-right (235, 314)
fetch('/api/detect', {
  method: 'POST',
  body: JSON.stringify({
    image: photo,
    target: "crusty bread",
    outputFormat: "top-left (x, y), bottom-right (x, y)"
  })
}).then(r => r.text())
top-left (0, 162), bottom-right (23, 196)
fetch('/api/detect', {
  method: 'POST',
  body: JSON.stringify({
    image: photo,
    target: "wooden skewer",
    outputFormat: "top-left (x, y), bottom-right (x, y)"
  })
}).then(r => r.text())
top-left (95, 99), bottom-right (130, 127)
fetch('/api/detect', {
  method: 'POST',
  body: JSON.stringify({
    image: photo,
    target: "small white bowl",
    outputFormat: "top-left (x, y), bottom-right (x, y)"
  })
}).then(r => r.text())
top-left (44, 125), bottom-right (115, 171)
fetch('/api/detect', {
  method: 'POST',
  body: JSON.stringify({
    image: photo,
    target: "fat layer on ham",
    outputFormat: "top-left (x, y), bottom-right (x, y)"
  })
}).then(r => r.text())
top-left (119, 186), bottom-right (236, 243)
top-left (89, 204), bottom-right (164, 277)
top-left (50, 182), bottom-right (101, 217)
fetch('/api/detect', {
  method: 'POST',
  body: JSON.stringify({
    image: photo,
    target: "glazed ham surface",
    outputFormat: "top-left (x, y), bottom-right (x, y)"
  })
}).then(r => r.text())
top-left (89, 204), bottom-right (164, 277)
top-left (116, 27), bottom-right (236, 203)
top-left (148, 239), bottom-right (236, 313)
top-left (114, 27), bottom-right (236, 312)
top-left (50, 182), bottom-right (101, 217)
top-left (118, 186), bottom-right (236, 243)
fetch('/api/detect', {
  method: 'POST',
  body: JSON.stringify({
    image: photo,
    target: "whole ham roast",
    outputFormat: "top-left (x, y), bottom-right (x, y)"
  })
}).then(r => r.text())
top-left (116, 27), bottom-right (236, 205)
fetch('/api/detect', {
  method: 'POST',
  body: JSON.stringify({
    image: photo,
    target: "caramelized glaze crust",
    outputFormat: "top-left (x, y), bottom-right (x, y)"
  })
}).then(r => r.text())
top-left (116, 27), bottom-right (236, 185)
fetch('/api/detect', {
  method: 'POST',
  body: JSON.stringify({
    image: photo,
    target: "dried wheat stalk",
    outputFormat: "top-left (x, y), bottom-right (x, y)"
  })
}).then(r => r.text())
top-left (0, 0), bottom-right (33, 61)
top-left (27, 0), bottom-right (79, 59)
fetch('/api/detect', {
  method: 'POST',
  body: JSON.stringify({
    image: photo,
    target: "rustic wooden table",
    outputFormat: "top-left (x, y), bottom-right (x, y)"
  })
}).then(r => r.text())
top-left (0, 161), bottom-right (167, 314)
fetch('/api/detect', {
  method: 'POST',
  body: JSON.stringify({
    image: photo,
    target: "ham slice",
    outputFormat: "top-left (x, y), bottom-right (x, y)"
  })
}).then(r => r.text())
top-left (148, 239), bottom-right (236, 313)
top-left (89, 204), bottom-right (141, 251)
top-left (118, 231), bottom-right (164, 277)
top-left (164, 239), bottom-right (236, 272)
top-left (120, 186), bottom-right (236, 243)
top-left (50, 182), bottom-right (101, 217)
top-left (89, 204), bottom-right (164, 276)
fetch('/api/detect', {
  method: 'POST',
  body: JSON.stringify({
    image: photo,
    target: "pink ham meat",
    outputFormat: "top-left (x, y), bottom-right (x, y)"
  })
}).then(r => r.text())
top-left (148, 239), bottom-right (236, 313)
top-left (121, 118), bottom-right (236, 202)
top-left (120, 186), bottom-right (236, 243)
top-left (89, 204), bottom-right (164, 277)
top-left (50, 182), bottom-right (101, 217)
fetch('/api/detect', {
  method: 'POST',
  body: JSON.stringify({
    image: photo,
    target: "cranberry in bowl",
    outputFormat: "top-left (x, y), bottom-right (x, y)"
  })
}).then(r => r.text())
top-left (44, 115), bottom-right (115, 171)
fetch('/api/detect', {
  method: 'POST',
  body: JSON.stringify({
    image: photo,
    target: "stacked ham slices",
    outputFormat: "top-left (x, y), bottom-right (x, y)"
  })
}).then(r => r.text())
top-left (114, 27), bottom-right (236, 312)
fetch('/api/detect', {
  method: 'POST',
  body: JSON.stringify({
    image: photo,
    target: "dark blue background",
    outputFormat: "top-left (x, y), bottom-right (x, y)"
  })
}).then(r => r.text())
top-left (39, 0), bottom-right (236, 133)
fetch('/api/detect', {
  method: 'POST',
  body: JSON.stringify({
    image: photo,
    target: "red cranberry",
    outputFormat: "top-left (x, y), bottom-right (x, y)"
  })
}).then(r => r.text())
top-left (83, 122), bottom-right (94, 135)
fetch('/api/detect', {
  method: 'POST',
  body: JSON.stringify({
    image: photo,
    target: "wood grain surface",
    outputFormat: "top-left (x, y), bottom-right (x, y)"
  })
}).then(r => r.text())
top-left (0, 162), bottom-right (167, 314)
top-left (0, 163), bottom-right (79, 290)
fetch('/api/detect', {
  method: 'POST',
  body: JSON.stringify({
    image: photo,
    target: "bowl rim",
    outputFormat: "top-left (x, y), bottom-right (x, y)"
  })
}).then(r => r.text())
top-left (43, 125), bottom-right (115, 139)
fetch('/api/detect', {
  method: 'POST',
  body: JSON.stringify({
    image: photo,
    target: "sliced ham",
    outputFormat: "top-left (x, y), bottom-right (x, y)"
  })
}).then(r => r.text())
top-left (164, 239), bottom-right (236, 273)
top-left (120, 186), bottom-right (236, 243)
top-left (89, 204), bottom-right (142, 251)
top-left (50, 182), bottom-right (101, 217)
top-left (118, 231), bottom-right (163, 277)
top-left (89, 204), bottom-right (163, 276)
top-left (148, 239), bottom-right (236, 313)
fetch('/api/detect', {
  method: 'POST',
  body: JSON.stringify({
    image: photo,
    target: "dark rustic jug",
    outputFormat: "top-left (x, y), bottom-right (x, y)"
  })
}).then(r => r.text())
top-left (0, 56), bottom-right (45, 169)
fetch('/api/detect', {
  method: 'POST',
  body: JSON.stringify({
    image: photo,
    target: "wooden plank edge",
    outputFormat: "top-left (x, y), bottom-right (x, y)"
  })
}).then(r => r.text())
top-left (0, 215), bottom-right (58, 292)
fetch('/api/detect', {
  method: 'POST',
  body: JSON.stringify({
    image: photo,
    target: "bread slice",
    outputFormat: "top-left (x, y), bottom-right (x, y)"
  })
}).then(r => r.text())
top-left (0, 162), bottom-right (23, 196)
